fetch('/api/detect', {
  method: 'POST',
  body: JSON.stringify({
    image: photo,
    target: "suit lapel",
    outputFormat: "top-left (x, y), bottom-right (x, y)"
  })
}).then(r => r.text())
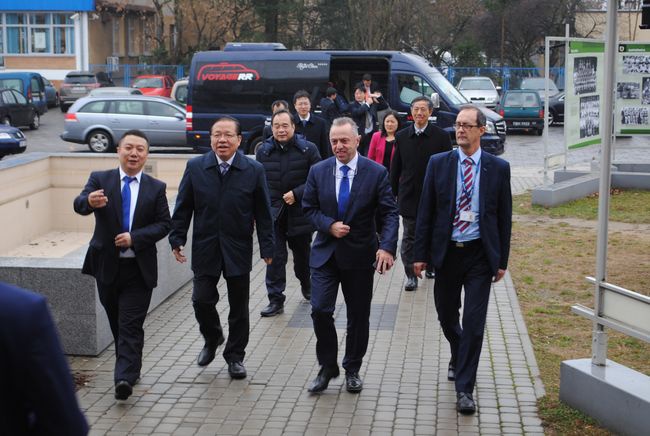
top-left (131, 173), bottom-right (147, 229)
top-left (448, 152), bottom-right (459, 219)
top-left (479, 152), bottom-right (491, 217)
top-left (106, 168), bottom-right (123, 228)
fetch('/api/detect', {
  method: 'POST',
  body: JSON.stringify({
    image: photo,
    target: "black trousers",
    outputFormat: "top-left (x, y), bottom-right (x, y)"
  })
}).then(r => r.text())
top-left (400, 215), bottom-right (417, 278)
top-left (310, 256), bottom-right (374, 374)
top-left (434, 240), bottom-right (493, 394)
top-left (265, 220), bottom-right (311, 304)
top-left (97, 258), bottom-right (152, 385)
top-left (192, 273), bottom-right (250, 363)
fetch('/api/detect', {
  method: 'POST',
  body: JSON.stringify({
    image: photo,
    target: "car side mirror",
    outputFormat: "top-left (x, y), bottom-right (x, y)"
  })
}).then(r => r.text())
top-left (496, 86), bottom-right (502, 93)
top-left (174, 113), bottom-right (184, 120)
top-left (430, 93), bottom-right (440, 109)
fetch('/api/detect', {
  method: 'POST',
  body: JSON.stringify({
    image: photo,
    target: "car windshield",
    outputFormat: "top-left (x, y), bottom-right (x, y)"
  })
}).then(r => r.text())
top-left (459, 79), bottom-right (494, 91)
top-left (504, 92), bottom-right (539, 107)
top-left (133, 78), bottom-right (163, 88)
top-left (426, 71), bottom-right (468, 105)
top-left (521, 78), bottom-right (559, 92)
top-left (65, 75), bottom-right (96, 84)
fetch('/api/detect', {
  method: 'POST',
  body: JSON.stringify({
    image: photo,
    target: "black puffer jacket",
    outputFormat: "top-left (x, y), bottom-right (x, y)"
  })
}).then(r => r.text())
top-left (256, 135), bottom-right (321, 236)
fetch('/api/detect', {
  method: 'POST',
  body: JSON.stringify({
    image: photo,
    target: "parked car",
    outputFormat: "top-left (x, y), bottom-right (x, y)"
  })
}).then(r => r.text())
top-left (89, 87), bottom-right (143, 96)
top-left (520, 77), bottom-right (560, 101)
top-left (456, 76), bottom-right (500, 109)
top-left (548, 92), bottom-right (565, 126)
top-left (59, 71), bottom-right (114, 112)
top-left (61, 95), bottom-right (187, 153)
top-left (0, 88), bottom-right (40, 130)
top-left (0, 71), bottom-right (48, 115)
top-left (43, 78), bottom-right (60, 108)
top-left (171, 77), bottom-right (188, 105)
top-left (132, 75), bottom-right (174, 97)
top-left (0, 124), bottom-right (27, 159)
top-left (496, 90), bottom-right (544, 135)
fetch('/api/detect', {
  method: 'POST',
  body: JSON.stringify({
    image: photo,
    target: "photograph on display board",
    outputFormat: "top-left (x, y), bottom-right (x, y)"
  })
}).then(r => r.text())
top-left (579, 95), bottom-right (600, 138)
top-left (620, 107), bottom-right (649, 125)
top-left (616, 82), bottom-right (640, 99)
top-left (623, 55), bottom-right (650, 74)
top-left (642, 78), bottom-right (650, 104)
top-left (573, 57), bottom-right (597, 95)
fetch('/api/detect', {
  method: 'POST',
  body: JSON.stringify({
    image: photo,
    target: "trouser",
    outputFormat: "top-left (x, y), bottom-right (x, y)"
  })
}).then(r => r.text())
top-left (265, 226), bottom-right (311, 305)
top-left (310, 256), bottom-right (374, 374)
top-left (433, 240), bottom-right (493, 393)
top-left (97, 258), bottom-right (152, 385)
top-left (400, 215), bottom-right (416, 278)
top-left (192, 273), bottom-right (250, 363)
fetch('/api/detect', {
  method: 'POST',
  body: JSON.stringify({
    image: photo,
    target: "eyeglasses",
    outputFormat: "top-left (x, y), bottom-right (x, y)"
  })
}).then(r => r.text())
top-left (454, 123), bottom-right (480, 130)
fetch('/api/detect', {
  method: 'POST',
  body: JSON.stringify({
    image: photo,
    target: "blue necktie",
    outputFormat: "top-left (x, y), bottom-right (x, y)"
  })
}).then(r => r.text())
top-left (122, 176), bottom-right (136, 234)
top-left (338, 165), bottom-right (350, 219)
top-left (220, 162), bottom-right (230, 175)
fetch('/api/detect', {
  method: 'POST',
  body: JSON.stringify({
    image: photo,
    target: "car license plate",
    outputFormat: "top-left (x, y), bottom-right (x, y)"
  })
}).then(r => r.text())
top-left (20, 140), bottom-right (26, 148)
top-left (73, 87), bottom-right (86, 92)
top-left (513, 121), bottom-right (531, 127)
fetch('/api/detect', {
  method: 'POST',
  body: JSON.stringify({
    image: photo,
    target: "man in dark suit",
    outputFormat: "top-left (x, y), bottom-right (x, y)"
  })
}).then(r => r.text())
top-left (74, 130), bottom-right (171, 401)
top-left (349, 85), bottom-right (387, 156)
top-left (302, 117), bottom-right (399, 394)
top-left (169, 116), bottom-right (274, 379)
top-left (390, 96), bottom-right (452, 291)
top-left (414, 106), bottom-right (512, 415)
top-left (319, 87), bottom-right (346, 125)
top-left (293, 89), bottom-right (331, 158)
top-left (0, 281), bottom-right (89, 435)
top-left (256, 109), bottom-right (321, 317)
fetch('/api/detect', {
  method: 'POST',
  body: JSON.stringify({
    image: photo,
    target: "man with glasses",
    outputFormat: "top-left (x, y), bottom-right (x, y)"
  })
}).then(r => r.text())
top-left (413, 106), bottom-right (512, 415)
top-left (169, 116), bottom-right (274, 380)
top-left (256, 109), bottom-right (321, 317)
top-left (390, 96), bottom-right (452, 291)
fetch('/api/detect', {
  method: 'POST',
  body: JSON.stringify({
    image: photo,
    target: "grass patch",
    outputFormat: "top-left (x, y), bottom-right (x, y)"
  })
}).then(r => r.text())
top-left (513, 189), bottom-right (650, 223)
top-left (510, 191), bottom-right (650, 434)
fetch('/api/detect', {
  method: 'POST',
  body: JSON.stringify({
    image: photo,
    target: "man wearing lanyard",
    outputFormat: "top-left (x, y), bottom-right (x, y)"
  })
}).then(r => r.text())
top-left (413, 106), bottom-right (512, 415)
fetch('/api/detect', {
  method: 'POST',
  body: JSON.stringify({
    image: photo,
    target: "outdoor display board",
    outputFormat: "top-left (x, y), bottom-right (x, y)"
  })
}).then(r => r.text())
top-left (614, 43), bottom-right (650, 135)
top-left (565, 41), bottom-right (604, 149)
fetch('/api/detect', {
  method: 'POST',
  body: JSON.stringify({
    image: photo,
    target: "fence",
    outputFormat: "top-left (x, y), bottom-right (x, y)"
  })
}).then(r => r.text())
top-left (443, 66), bottom-right (566, 92)
top-left (89, 64), bottom-right (187, 87)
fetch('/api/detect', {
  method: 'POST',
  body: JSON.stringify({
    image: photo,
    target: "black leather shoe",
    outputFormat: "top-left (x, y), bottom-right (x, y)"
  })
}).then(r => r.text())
top-left (345, 372), bottom-right (363, 393)
top-left (404, 276), bottom-right (418, 291)
top-left (301, 285), bottom-right (311, 301)
top-left (228, 361), bottom-right (247, 379)
top-left (456, 392), bottom-right (476, 415)
top-left (115, 380), bottom-right (133, 400)
top-left (197, 336), bottom-right (225, 367)
top-left (260, 303), bottom-right (284, 317)
top-left (307, 365), bottom-right (340, 393)
top-left (425, 271), bottom-right (435, 279)
top-left (447, 362), bottom-right (456, 381)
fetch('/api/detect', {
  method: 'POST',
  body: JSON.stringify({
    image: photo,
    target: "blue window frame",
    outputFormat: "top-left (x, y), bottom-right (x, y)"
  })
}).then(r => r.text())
top-left (1, 12), bottom-right (74, 55)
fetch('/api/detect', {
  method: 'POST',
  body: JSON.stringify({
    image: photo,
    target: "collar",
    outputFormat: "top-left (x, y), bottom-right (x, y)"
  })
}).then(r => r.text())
top-left (413, 123), bottom-right (428, 136)
top-left (299, 113), bottom-right (311, 123)
top-left (216, 153), bottom-right (236, 167)
top-left (336, 152), bottom-right (359, 173)
top-left (458, 146), bottom-right (482, 165)
top-left (119, 167), bottom-right (142, 183)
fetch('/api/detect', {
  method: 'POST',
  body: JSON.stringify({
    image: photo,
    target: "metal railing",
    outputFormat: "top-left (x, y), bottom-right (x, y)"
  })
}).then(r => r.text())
top-left (89, 64), bottom-right (187, 87)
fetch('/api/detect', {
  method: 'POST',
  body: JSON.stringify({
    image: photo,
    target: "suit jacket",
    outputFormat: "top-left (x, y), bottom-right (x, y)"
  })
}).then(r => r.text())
top-left (294, 113), bottom-right (331, 158)
top-left (367, 131), bottom-right (396, 167)
top-left (414, 149), bottom-right (512, 275)
top-left (74, 169), bottom-right (171, 289)
top-left (349, 101), bottom-right (379, 136)
top-left (302, 155), bottom-right (399, 269)
top-left (169, 151), bottom-right (274, 277)
top-left (319, 97), bottom-right (345, 124)
top-left (390, 123), bottom-right (452, 217)
top-left (0, 282), bottom-right (88, 436)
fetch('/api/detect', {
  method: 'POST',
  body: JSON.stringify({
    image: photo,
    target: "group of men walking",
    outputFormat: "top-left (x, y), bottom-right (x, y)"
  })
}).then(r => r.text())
top-left (72, 88), bottom-right (511, 418)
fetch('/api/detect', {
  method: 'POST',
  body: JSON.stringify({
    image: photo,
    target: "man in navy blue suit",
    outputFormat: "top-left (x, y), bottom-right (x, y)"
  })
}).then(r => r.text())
top-left (302, 117), bottom-right (399, 394)
top-left (0, 281), bottom-right (88, 435)
top-left (414, 106), bottom-right (512, 415)
top-left (74, 130), bottom-right (171, 401)
top-left (169, 116), bottom-right (274, 380)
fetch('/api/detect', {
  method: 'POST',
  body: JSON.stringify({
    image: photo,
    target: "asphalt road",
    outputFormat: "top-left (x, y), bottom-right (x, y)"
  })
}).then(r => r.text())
top-left (4, 109), bottom-right (650, 170)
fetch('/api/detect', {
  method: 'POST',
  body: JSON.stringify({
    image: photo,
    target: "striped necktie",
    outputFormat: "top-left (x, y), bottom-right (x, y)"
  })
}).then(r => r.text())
top-left (453, 158), bottom-right (474, 233)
